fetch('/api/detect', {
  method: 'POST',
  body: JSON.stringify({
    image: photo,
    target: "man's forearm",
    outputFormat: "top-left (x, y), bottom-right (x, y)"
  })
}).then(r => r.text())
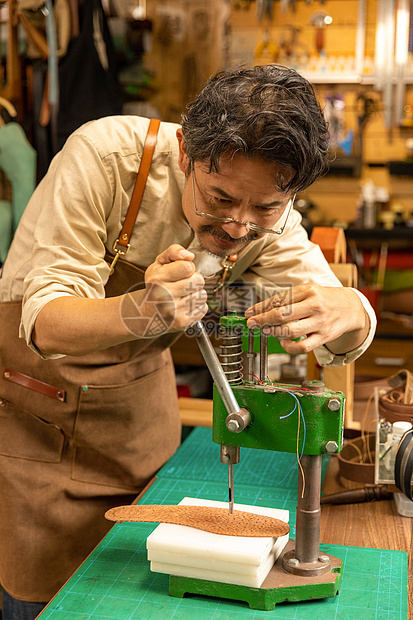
top-left (31, 246), bottom-right (209, 357)
top-left (32, 295), bottom-right (138, 357)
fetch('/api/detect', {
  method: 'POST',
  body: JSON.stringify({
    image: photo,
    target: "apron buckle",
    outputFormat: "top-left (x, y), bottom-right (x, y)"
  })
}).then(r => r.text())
top-left (109, 238), bottom-right (131, 275)
top-left (211, 253), bottom-right (238, 293)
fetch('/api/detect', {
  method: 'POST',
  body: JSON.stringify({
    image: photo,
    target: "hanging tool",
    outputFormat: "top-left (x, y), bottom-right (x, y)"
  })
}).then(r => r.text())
top-left (355, 92), bottom-right (378, 157)
top-left (279, 24), bottom-right (307, 61)
top-left (256, 0), bottom-right (275, 22)
top-left (310, 11), bottom-right (332, 54)
top-left (280, 0), bottom-right (296, 13)
top-left (254, 30), bottom-right (278, 62)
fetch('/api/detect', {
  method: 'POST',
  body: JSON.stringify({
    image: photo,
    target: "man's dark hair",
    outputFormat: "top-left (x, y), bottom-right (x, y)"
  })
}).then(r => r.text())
top-left (181, 65), bottom-right (330, 194)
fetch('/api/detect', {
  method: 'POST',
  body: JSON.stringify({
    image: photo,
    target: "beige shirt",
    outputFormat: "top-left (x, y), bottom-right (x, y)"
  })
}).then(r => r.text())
top-left (0, 115), bottom-right (376, 365)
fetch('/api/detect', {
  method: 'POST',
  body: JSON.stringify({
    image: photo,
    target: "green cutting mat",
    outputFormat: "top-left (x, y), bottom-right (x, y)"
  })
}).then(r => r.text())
top-left (38, 428), bottom-right (408, 620)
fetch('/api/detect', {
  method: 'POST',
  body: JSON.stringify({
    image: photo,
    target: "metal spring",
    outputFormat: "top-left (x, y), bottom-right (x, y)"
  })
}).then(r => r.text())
top-left (219, 328), bottom-right (243, 385)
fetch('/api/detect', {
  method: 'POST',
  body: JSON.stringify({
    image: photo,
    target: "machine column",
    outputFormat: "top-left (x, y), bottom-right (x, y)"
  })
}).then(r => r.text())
top-left (282, 453), bottom-right (332, 576)
top-left (295, 454), bottom-right (322, 563)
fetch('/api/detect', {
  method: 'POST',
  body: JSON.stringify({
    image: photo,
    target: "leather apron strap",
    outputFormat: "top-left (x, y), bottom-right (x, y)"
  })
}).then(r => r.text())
top-left (109, 117), bottom-right (161, 275)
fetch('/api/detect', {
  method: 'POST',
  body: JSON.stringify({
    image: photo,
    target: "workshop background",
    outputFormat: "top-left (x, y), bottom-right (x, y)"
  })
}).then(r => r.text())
top-left (141, 0), bottom-right (413, 419)
top-left (0, 0), bottom-right (412, 419)
top-left (0, 0), bottom-right (412, 616)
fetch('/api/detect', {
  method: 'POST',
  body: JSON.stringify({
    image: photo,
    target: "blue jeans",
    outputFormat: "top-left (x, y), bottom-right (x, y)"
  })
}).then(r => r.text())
top-left (1, 588), bottom-right (47, 620)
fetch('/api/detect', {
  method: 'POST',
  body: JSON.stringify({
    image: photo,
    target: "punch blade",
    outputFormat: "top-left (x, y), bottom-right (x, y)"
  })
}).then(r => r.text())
top-left (228, 462), bottom-right (234, 514)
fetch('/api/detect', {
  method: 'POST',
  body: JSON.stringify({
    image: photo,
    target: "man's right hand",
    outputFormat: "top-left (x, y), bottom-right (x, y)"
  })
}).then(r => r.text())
top-left (128, 244), bottom-right (208, 334)
top-left (33, 245), bottom-right (208, 357)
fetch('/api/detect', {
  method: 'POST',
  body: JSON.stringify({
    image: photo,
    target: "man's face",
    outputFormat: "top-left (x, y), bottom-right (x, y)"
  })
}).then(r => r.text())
top-left (177, 130), bottom-right (295, 258)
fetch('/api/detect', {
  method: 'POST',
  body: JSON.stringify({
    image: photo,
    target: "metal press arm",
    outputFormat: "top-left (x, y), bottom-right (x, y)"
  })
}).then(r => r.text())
top-left (192, 320), bottom-right (246, 513)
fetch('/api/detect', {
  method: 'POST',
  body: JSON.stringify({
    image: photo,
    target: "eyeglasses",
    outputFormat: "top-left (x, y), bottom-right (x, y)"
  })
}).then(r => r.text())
top-left (191, 164), bottom-right (295, 235)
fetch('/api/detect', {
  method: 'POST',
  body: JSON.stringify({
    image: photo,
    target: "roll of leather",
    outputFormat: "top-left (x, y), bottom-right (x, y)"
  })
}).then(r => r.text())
top-left (337, 434), bottom-right (376, 484)
top-left (378, 370), bottom-right (413, 424)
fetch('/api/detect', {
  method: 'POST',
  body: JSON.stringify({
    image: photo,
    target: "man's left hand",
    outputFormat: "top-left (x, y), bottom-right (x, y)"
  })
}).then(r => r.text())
top-left (245, 283), bottom-right (370, 355)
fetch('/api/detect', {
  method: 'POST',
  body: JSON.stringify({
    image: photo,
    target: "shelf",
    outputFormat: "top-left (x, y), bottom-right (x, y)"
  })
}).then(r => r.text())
top-left (300, 72), bottom-right (377, 85)
top-left (374, 314), bottom-right (413, 340)
top-left (300, 72), bottom-right (413, 86)
top-left (345, 227), bottom-right (413, 241)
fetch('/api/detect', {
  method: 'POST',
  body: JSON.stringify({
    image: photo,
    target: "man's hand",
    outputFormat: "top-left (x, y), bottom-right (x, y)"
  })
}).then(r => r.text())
top-left (245, 284), bottom-right (370, 355)
top-left (130, 244), bottom-right (208, 334)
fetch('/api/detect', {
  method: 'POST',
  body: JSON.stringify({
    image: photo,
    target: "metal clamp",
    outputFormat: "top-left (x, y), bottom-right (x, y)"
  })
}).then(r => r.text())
top-left (109, 237), bottom-right (131, 275)
top-left (211, 254), bottom-right (238, 293)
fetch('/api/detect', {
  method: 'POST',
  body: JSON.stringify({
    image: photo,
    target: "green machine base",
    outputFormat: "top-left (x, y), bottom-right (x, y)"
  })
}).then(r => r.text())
top-left (169, 541), bottom-right (343, 611)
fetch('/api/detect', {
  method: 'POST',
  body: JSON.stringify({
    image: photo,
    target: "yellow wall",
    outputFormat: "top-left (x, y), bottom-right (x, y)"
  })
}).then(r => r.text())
top-left (144, 0), bottom-right (226, 122)
top-left (229, 0), bottom-right (413, 224)
top-left (231, 0), bottom-right (371, 64)
top-left (144, 0), bottom-right (413, 225)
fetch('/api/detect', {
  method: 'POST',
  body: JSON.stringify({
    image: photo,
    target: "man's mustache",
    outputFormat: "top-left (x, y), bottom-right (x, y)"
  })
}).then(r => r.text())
top-left (201, 225), bottom-right (258, 245)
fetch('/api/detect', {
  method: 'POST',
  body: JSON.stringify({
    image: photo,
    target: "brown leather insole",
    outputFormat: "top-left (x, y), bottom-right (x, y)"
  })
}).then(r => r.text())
top-left (105, 504), bottom-right (290, 537)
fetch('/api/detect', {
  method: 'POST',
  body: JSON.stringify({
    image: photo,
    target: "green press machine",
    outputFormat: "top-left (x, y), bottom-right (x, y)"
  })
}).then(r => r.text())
top-left (169, 312), bottom-right (345, 611)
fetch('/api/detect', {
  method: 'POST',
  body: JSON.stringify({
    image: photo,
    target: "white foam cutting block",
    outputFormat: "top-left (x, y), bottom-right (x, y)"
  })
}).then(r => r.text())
top-left (150, 553), bottom-right (276, 588)
top-left (146, 497), bottom-right (289, 588)
top-left (148, 549), bottom-right (267, 575)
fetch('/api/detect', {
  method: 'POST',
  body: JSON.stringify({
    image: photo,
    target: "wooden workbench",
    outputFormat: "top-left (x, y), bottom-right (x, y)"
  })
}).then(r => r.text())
top-left (177, 395), bottom-right (412, 609)
top-left (36, 425), bottom-right (410, 619)
top-left (320, 455), bottom-right (412, 615)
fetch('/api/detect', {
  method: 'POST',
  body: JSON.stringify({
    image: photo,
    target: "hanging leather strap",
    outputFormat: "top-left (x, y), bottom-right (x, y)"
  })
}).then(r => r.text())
top-left (109, 118), bottom-right (161, 274)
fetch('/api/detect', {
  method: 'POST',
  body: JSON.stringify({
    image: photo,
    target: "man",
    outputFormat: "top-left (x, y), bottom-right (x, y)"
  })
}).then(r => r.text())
top-left (0, 65), bottom-right (375, 618)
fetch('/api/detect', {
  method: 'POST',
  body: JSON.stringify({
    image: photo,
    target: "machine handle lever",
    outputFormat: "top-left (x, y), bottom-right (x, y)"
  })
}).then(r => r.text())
top-left (192, 320), bottom-right (241, 416)
top-left (192, 320), bottom-right (242, 515)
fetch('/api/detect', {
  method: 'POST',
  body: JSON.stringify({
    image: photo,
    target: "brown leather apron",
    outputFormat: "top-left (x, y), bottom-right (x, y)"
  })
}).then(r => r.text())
top-left (0, 117), bottom-right (183, 601)
top-left (0, 257), bottom-right (182, 602)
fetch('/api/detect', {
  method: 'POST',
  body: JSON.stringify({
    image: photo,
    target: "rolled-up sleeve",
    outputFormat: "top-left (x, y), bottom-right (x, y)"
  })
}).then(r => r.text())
top-left (312, 288), bottom-right (377, 366)
top-left (20, 133), bottom-right (117, 354)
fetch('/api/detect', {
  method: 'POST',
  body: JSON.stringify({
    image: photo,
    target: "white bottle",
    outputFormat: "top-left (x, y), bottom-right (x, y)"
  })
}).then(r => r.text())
top-left (362, 180), bottom-right (377, 229)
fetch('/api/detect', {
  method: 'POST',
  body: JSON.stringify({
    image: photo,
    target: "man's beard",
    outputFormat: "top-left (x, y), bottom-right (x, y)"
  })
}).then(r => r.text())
top-left (198, 225), bottom-right (258, 257)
